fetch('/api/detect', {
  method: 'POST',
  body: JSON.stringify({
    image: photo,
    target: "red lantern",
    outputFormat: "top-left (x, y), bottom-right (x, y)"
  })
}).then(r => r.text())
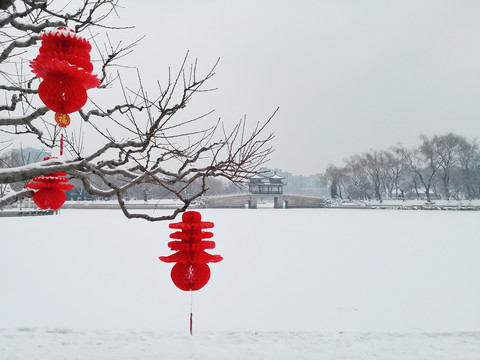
top-left (160, 211), bottom-right (223, 291)
top-left (30, 27), bottom-right (100, 121)
top-left (26, 157), bottom-right (74, 210)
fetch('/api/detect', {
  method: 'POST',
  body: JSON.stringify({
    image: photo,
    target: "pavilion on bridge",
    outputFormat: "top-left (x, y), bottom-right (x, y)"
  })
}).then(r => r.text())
top-left (248, 173), bottom-right (286, 195)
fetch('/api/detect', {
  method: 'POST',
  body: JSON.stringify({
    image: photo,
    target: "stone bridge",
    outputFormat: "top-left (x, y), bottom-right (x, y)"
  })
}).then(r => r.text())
top-left (204, 193), bottom-right (326, 208)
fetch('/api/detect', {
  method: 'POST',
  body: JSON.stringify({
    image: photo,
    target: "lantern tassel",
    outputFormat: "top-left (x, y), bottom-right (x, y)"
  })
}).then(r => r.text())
top-left (60, 134), bottom-right (64, 156)
top-left (190, 312), bottom-right (193, 336)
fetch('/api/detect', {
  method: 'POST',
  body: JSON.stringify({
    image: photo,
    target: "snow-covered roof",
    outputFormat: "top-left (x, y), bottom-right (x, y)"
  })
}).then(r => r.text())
top-left (249, 174), bottom-right (264, 179)
top-left (270, 173), bottom-right (284, 179)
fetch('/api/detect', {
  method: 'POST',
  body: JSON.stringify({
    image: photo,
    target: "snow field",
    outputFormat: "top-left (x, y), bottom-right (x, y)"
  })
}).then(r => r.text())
top-left (1, 208), bottom-right (479, 358)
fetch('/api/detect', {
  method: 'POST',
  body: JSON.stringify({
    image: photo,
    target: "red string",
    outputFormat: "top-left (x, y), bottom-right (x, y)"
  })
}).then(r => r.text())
top-left (190, 290), bottom-right (193, 335)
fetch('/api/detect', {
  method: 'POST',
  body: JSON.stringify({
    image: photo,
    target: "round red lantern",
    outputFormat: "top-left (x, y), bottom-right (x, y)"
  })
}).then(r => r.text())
top-left (38, 74), bottom-right (88, 114)
top-left (31, 188), bottom-right (67, 210)
top-left (170, 263), bottom-right (211, 291)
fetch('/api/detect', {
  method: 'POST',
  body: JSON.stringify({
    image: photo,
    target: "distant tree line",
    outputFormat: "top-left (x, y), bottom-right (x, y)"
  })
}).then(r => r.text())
top-left (325, 133), bottom-right (480, 202)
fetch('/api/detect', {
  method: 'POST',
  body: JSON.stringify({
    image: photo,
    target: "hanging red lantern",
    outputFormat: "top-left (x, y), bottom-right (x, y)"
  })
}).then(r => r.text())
top-left (160, 211), bottom-right (223, 291)
top-left (26, 157), bottom-right (74, 210)
top-left (30, 27), bottom-right (100, 124)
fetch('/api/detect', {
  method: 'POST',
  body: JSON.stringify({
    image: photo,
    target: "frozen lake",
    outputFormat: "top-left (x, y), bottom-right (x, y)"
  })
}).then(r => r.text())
top-left (1, 208), bottom-right (479, 358)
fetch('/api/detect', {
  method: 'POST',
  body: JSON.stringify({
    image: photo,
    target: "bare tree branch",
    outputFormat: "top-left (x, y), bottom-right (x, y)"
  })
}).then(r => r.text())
top-left (0, 0), bottom-right (276, 221)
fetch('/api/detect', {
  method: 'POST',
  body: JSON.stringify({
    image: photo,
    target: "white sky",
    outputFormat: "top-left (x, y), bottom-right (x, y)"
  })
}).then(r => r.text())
top-left (10, 0), bottom-right (480, 175)
top-left (125, 0), bottom-right (480, 175)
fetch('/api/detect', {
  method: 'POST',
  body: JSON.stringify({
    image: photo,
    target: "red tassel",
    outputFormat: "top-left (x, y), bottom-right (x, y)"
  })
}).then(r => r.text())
top-left (60, 134), bottom-right (64, 156)
top-left (190, 312), bottom-right (193, 336)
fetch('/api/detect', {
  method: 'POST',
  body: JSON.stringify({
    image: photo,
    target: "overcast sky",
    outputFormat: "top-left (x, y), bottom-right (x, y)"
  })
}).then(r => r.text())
top-left (34, 1), bottom-right (480, 175)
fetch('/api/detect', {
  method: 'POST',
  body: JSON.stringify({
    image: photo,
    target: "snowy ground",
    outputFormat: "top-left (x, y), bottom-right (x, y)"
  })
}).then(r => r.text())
top-left (1, 208), bottom-right (480, 359)
top-left (1, 328), bottom-right (479, 360)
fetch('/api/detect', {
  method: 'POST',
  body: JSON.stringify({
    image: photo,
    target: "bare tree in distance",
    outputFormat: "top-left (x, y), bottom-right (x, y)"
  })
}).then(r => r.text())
top-left (324, 133), bottom-right (480, 202)
top-left (344, 155), bottom-right (373, 201)
top-left (391, 139), bottom-right (440, 203)
top-left (457, 138), bottom-right (480, 200)
top-left (0, 0), bottom-right (277, 220)
top-left (324, 164), bottom-right (346, 199)
top-left (431, 133), bottom-right (465, 200)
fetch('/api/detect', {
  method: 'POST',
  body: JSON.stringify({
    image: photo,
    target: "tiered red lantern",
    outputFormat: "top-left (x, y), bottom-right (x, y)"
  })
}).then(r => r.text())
top-left (26, 157), bottom-right (74, 210)
top-left (160, 211), bottom-right (223, 291)
top-left (30, 27), bottom-right (100, 126)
